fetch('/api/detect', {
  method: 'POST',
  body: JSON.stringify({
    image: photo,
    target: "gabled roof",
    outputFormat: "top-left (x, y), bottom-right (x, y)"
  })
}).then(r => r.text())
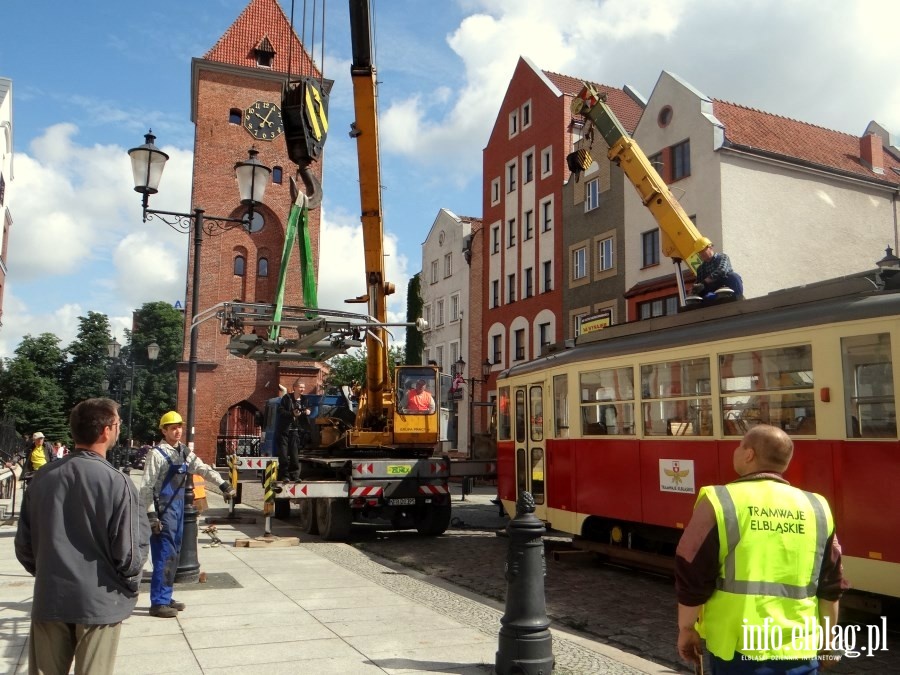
top-left (204, 0), bottom-right (318, 77)
top-left (543, 70), bottom-right (643, 134)
top-left (713, 100), bottom-right (900, 186)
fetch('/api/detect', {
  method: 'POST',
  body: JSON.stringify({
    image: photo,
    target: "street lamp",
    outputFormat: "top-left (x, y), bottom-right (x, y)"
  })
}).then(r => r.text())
top-left (104, 338), bottom-right (160, 460)
top-left (128, 131), bottom-right (271, 445)
top-left (454, 356), bottom-right (494, 457)
top-left (875, 245), bottom-right (900, 290)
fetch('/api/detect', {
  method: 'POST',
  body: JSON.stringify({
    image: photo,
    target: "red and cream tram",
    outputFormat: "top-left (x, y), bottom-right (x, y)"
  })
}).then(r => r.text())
top-left (495, 275), bottom-right (899, 600)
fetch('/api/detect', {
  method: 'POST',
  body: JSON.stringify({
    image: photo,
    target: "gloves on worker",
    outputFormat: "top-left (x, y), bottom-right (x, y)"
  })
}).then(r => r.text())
top-left (219, 481), bottom-right (236, 502)
top-left (148, 512), bottom-right (162, 535)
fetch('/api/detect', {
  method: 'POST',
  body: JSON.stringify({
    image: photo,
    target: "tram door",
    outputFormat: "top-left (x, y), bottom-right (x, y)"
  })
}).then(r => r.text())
top-left (513, 383), bottom-right (547, 522)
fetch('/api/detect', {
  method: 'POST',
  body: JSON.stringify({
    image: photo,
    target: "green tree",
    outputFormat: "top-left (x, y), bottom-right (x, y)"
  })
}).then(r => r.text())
top-left (65, 311), bottom-right (114, 412)
top-left (0, 334), bottom-right (68, 441)
top-left (325, 346), bottom-right (405, 390)
top-left (127, 302), bottom-right (184, 445)
top-left (405, 272), bottom-right (423, 365)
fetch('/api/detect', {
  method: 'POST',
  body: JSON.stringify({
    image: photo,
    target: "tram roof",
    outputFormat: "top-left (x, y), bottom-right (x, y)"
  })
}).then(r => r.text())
top-left (501, 273), bottom-right (900, 379)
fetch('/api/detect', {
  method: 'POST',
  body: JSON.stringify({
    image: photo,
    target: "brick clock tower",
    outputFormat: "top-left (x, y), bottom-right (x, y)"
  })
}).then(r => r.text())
top-left (182, 0), bottom-right (325, 462)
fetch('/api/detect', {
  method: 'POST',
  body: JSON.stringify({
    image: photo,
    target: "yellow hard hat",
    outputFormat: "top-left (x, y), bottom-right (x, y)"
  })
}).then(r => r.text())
top-left (697, 236), bottom-right (713, 249)
top-left (159, 411), bottom-right (183, 429)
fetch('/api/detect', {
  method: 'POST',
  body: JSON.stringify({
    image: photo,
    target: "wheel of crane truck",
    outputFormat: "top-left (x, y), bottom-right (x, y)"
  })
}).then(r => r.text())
top-left (297, 498), bottom-right (319, 535)
top-left (273, 498), bottom-right (291, 520)
top-left (315, 498), bottom-right (352, 541)
top-left (414, 503), bottom-right (452, 536)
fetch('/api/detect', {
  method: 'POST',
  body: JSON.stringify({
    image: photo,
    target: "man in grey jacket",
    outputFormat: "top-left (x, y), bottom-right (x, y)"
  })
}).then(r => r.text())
top-left (15, 398), bottom-right (150, 675)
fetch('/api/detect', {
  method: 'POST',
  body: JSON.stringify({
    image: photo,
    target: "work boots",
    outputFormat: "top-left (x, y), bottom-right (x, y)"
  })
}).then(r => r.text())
top-left (169, 599), bottom-right (186, 611)
top-left (149, 604), bottom-right (179, 618)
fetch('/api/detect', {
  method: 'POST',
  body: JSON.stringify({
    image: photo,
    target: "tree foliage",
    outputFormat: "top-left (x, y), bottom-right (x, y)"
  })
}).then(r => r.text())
top-left (0, 334), bottom-right (69, 442)
top-left (325, 346), bottom-right (405, 390)
top-left (0, 302), bottom-right (185, 448)
top-left (404, 272), bottom-right (423, 365)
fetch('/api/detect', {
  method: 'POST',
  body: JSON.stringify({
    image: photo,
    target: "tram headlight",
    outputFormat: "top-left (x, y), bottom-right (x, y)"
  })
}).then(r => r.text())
top-left (610, 525), bottom-right (624, 544)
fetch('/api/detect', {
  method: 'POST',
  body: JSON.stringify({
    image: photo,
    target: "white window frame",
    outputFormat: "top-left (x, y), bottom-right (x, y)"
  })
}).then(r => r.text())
top-left (522, 100), bottom-right (532, 129)
top-left (450, 293), bottom-right (460, 321)
top-left (524, 152), bottom-right (534, 184)
top-left (430, 260), bottom-right (439, 284)
top-left (573, 247), bottom-right (587, 280)
top-left (585, 178), bottom-right (600, 211)
top-left (450, 340), bottom-right (459, 368)
top-left (507, 218), bottom-right (516, 247)
top-left (541, 146), bottom-right (552, 178)
top-left (543, 260), bottom-right (552, 292)
top-left (436, 345), bottom-right (444, 372)
top-left (508, 273), bottom-right (516, 303)
top-left (444, 252), bottom-right (452, 278)
top-left (574, 313), bottom-right (588, 337)
top-left (491, 225), bottom-right (500, 254)
top-left (423, 304), bottom-right (432, 330)
top-left (598, 237), bottom-right (614, 271)
top-left (507, 160), bottom-right (517, 193)
top-left (541, 197), bottom-right (553, 231)
top-left (491, 178), bottom-right (500, 206)
top-left (524, 210), bottom-right (533, 240)
top-left (436, 299), bottom-right (445, 326)
top-left (509, 110), bottom-right (519, 138)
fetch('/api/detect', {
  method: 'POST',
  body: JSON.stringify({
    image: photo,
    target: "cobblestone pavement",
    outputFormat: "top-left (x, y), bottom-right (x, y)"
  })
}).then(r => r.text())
top-left (233, 480), bottom-right (900, 674)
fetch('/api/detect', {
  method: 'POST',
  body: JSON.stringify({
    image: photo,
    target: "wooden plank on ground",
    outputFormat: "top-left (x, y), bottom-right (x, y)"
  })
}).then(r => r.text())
top-left (234, 536), bottom-right (300, 548)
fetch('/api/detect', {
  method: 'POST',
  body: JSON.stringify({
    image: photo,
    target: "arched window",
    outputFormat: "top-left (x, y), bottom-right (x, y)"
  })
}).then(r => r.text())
top-left (229, 108), bottom-right (242, 125)
top-left (234, 255), bottom-right (245, 276)
top-left (258, 257), bottom-right (269, 277)
top-left (272, 166), bottom-right (283, 184)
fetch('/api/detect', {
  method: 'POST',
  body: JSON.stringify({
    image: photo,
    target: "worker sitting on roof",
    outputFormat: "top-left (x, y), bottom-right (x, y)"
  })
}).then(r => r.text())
top-left (687, 238), bottom-right (744, 302)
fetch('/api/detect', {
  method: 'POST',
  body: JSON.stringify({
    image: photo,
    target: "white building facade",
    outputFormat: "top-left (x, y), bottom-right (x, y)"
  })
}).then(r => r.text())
top-left (0, 77), bottom-right (12, 327)
top-left (420, 208), bottom-right (477, 453)
top-left (623, 71), bottom-right (900, 318)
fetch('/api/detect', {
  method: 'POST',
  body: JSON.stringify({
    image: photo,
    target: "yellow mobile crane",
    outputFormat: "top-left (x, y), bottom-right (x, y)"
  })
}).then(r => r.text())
top-left (219, 0), bottom-right (493, 539)
top-left (568, 85), bottom-right (741, 305)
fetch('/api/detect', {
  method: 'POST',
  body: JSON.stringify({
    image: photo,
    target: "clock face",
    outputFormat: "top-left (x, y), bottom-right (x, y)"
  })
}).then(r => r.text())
top-left (244, 101), bottom-right (284, 141)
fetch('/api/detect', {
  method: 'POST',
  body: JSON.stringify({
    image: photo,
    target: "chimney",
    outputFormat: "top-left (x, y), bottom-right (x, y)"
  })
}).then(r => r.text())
top-left (860, 133), bottom-right (884, 174)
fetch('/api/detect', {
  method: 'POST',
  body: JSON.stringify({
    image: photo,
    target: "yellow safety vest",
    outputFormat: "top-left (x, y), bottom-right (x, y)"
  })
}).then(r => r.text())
top-left (697, 480), bottom-right (833, 661)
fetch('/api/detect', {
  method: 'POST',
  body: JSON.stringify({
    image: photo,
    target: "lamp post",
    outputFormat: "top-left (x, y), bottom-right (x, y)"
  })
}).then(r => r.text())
top-left (455, 356), bottom-right (494, 457)
top-left (130, 131), bottom-right (269, 586)
top-left (105, 338), bottom-right (160, 465)
top-left (128, 131), bottom-right (270, 446)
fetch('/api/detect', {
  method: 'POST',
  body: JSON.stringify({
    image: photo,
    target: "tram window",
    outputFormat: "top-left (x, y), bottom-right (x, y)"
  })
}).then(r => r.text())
top-left (553, 374), bottom-right (569, 438)
top-left (580, 367), bottom-right (634, 435)
top-left (641, 358), bottom-right (712, 436)
top-left (531, 448), bottom-right (545, 504)
top-left (498, 387), bottom-right (511, 440)
top-left (529, 386), bottom-right (544, 442)
top-left (516, 447), bottom-right (528, 494)
top-left (842, 333), bottom-right (896, 438)
top-left (719, 345), bottom-right (814, 435)
top-left (515, 389), bottom-right (526, 443)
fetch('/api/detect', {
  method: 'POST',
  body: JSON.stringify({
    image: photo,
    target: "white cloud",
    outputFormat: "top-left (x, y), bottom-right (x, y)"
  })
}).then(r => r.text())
top-left (317, 206), bottom-right (410, 348)
top-left (1, 125), bottom-right (194, 356)
top-left (378, 0), bottom-right (900, 182)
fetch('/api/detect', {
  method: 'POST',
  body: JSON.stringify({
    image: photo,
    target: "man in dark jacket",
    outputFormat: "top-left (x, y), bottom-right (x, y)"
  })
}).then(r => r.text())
top-left (15, 398), bottom-right (150, 675)
top-left (277, 379), bottom-right (311, 480)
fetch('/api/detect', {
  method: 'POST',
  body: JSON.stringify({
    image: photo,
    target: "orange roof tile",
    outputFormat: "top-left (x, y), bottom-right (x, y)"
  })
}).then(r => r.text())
top-left (204, 0), bottom-right (319, 78)
top-left (713, 100), bottom-right (900, 186)
top-left (543, 70), bottom-right (644, 133)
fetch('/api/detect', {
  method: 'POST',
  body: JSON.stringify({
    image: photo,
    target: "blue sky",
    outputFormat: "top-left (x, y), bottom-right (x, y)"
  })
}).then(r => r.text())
top-left (2, 0), bottom-right (900, 356)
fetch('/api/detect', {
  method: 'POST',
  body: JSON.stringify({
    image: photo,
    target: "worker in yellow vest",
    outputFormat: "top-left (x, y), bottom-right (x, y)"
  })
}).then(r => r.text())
top-left (675, 425), bottom-right (847, 674)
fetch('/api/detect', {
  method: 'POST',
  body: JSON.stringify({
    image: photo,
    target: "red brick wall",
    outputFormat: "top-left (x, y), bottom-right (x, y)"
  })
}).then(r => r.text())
top-left (182, 65), bottom-right (324, 462)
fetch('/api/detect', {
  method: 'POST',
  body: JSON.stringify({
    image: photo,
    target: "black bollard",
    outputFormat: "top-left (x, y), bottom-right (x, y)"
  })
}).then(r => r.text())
top-left (495, 491), bottom-right (554, 675)
top-left (175, 474), bottom-right (200, 583)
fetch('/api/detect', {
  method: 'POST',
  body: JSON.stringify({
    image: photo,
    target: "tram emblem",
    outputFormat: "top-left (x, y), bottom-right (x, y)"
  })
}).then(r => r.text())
top-left (659, 459), bottom-right (696, 494)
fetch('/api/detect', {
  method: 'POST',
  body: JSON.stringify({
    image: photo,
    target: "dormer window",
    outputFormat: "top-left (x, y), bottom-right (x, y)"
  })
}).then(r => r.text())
top-left (255, 37), bottom-right (275, 68)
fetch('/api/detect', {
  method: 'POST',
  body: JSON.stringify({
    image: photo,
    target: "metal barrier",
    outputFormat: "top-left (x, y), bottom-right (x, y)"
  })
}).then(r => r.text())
top-left (215, 434), bottom-right (261, 467)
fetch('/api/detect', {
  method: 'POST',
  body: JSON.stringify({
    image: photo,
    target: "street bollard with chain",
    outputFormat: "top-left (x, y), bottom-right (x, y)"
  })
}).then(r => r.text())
top-left (495, 491), bottom-right (554, 675)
